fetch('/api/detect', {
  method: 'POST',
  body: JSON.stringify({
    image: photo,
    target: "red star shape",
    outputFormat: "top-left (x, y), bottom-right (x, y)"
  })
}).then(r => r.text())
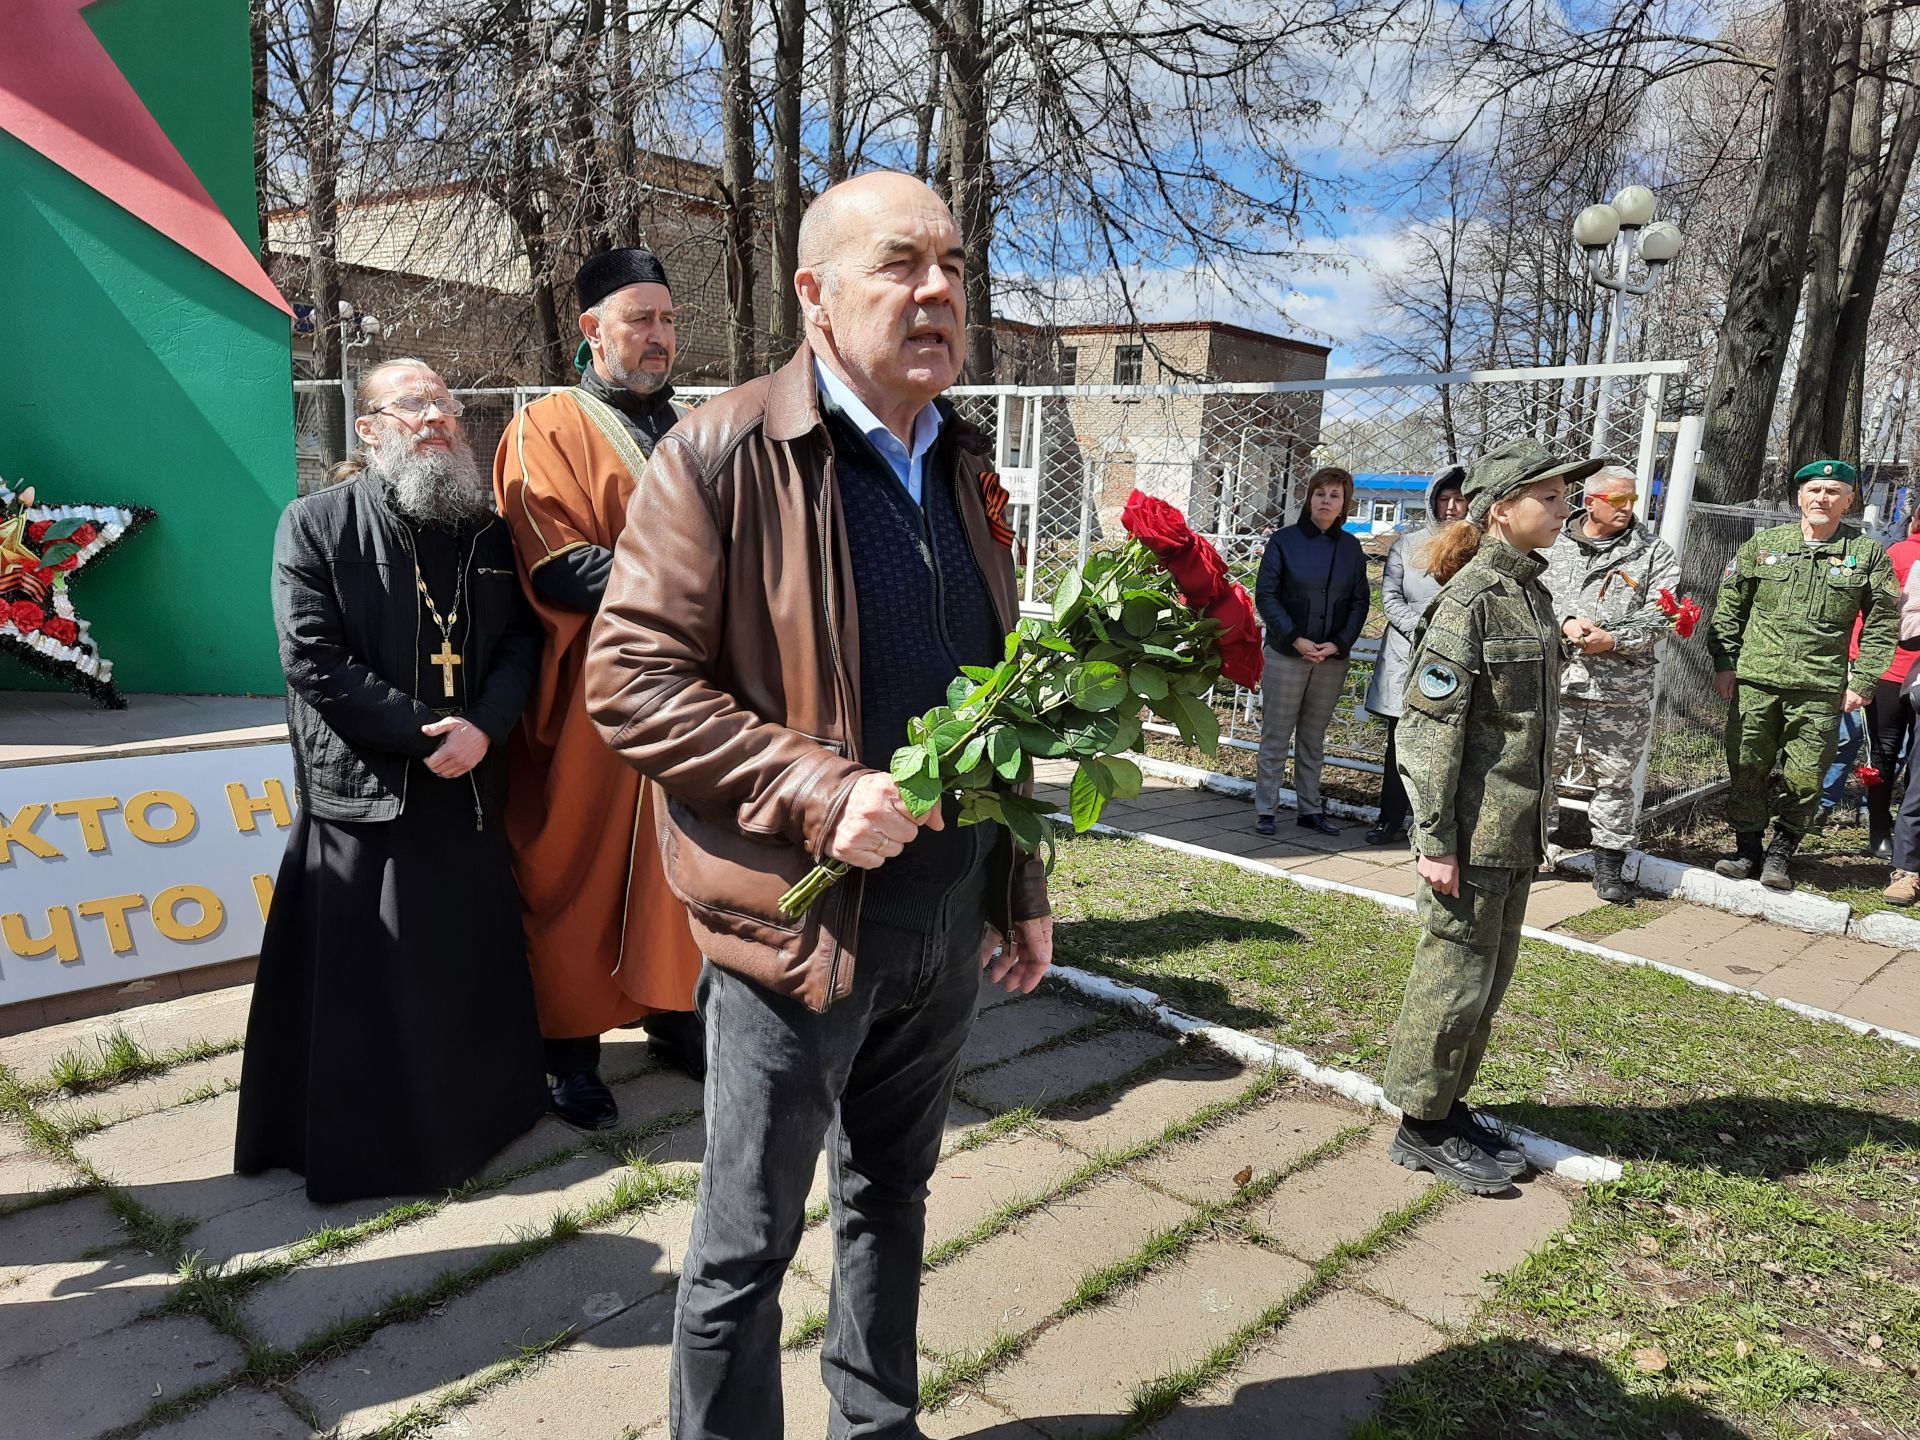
top-left (0, 0), bottom-right (289, 314)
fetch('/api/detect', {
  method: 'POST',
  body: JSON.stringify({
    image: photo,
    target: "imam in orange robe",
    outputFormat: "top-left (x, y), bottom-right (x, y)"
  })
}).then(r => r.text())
top-left (493, 386), bottom-right (702, 1039)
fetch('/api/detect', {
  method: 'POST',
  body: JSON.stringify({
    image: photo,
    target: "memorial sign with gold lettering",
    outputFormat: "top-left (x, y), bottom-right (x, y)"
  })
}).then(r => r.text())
top-left (0, 744), bottom-right (294, 1001)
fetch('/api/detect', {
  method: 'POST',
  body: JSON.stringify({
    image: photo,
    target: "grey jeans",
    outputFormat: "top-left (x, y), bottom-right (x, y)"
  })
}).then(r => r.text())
top-left (670, 889), bottom-right (987, 1439)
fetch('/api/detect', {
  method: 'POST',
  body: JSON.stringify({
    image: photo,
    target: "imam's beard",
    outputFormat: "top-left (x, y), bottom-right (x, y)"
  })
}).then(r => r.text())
top-left (603, 346), bottom-right (672, 397)
top-left (373, 433), bottom-right (493, 528)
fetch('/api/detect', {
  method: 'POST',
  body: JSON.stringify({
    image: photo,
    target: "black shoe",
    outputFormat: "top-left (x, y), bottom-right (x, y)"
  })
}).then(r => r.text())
top-left (1761, 830), bottom-right (1800, 892)
top-left (1869, 808), bottom-right (1894, 861)
top-left (643, 1010), bottom-right (707, 1082)
top-left (1592, 847), bottom-right (1632, 905)
top-left (1713, 832), bottom-right (1765, 880)
top-left (1297, 813), bottom-right (1341, 837)
top-left (1387, 1118), bottom-right (1513, 1195)
top-left (1447, 1101), bottom-right (1528, 1180)
top-left (548, 1070), bottom-right (618, 1131)
top-left (1254, 814), bottom-right (1276, 836)
top-left (1366, 822), bottom-right (1406, 846)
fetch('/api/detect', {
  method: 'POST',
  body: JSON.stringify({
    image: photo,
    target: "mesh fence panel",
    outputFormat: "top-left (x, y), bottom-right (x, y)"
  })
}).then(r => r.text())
top-left (303, 366), bottom-right (1690, 790)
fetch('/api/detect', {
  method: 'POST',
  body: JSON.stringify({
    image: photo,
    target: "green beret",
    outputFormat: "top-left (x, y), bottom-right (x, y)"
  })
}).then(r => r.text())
top-left (1792, 458), bottom-right (1858, 488)
top-left (1463, 438), bottom-right (1605, 523)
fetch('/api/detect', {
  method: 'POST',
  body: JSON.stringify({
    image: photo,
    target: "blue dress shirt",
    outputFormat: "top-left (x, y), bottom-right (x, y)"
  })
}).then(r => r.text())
top-left (814, 358), bottom-right (944, 506)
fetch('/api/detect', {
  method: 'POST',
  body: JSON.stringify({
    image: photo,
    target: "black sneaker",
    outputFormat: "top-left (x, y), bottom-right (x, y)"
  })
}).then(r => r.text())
top-left (1447, 1101), bottom-right (1528, 1180)
top-left (1297, 813), bottom-right (1341, 837)
top-left (1365, 822), bottom-right (1406, 846)
top-left (549, 1071), bottom-right (618, 1131)
top-left (1387, 1117), bottom-right (1513, 1195)
top-left (1254, 814), bottom-right (1276, 836)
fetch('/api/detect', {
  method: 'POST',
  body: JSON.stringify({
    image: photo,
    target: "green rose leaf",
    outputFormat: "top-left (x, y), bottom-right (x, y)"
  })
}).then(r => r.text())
top-left (898, 768), bottom-right (944, 815)
top-left (1052, 567), bottom-right (1084, 623)
top-left (988, 725), bottom-right (1024, 779)
top-left (1122, 597), bottom-right (1160, 637)
top-left (948, 676), bottom-right (975, 710)
top-left (40, 519), bottom-right (86, 543)
top-left (955, 733), bottom-right (988, 775)
top-left (1101, 755), bottom-right (1144, 799)
top-left (1001, 797), bottom-right (1046, 852)
top-left (1173, 693), bottom-right (1221, 751)
top-left (890, 744), bottom-right (929, 783)
top-left (1070, 661), bottom-right (1127, 712)
top-left (1015, 720), bottom-right (1071, 757)
top-left (1129, 663), bottom-right (1169, 700)
top-left (1069, 763), bottom-right (1109, 832)
top-left (37, 542), bottom-right (81, 568)
top-left (961, 664), bottom-right (999, 683)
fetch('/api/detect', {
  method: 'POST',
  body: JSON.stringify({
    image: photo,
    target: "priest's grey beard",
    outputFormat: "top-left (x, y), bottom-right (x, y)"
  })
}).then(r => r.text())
top-left (603, 346), bottom-right (671, 396)
top-left (373, 435), bottom-right (493, 527)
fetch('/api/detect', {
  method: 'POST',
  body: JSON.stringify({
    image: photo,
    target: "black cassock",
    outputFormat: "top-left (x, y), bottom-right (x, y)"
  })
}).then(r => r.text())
top-left (236, 515), bottom-right (547, 1204)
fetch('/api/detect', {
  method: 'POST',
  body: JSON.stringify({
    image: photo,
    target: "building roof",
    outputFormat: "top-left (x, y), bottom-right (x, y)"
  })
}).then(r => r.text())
top-left (994, 316), bottom-right (1329, 357)
top-left (1352, 472), bottom-right (1432, 491)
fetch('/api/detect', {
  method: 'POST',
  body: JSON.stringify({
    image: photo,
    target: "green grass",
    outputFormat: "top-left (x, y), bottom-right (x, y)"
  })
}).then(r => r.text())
top-left (1046, 832), bottom-right (1920, 1439)
top-left (33, 1032), bottom-right (241, 1098)
top-left (1557, 896), bottom-right (1681, 940)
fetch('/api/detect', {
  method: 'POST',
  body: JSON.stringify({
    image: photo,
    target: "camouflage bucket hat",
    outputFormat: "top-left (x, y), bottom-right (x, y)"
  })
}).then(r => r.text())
top-left (1463, 438), bottom-right (1605, 523)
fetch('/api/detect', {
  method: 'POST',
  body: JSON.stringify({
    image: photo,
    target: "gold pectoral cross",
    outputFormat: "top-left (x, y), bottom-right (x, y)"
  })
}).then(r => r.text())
top-left (430, 642), bottom-right (462, 697)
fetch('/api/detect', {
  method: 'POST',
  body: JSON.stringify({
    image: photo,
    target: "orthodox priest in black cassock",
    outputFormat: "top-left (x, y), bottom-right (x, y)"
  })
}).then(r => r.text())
top-left (236, 362), bottom-right (547, 1204)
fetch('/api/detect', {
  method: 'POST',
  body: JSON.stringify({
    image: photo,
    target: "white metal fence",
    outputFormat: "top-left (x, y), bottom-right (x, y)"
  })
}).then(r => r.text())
top-left (296, 360), bottom-right (1710, 806)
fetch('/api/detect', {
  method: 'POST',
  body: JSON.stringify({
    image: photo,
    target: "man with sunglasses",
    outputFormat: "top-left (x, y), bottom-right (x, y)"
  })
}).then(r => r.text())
top-left (1542, 464), bottom-right (1681, 903)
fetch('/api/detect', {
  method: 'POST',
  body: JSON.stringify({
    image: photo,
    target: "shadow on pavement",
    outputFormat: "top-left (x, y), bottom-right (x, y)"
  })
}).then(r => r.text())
top-left (1496, 1094), bottom-right (1920, 1178)
top-left (934, 1337), bottom-right (1753, 1439)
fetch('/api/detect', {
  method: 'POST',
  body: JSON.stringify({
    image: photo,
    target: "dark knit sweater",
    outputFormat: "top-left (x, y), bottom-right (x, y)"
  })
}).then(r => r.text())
top-left (826, 405), bottom-right (1004, 928)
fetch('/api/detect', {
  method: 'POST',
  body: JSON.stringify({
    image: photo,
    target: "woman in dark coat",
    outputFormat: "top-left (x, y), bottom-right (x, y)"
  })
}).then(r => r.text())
top-left (1252, 466), bottom-right (1371, 836)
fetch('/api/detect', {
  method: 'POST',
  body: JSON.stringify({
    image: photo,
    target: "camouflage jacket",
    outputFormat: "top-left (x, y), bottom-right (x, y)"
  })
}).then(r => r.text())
top-left (1542, 514), bottom-right (1681, 706)
top-left (1396, 538), bottom-right (1560, 866)
top-left (1706, 522), bottom-right (1899, 696)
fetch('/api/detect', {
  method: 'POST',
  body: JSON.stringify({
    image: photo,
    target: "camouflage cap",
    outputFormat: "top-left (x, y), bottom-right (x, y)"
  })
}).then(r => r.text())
top-left (1792, 458), bottom-right (1858, 490)
top-left (1463, 438), bottom-right (1605, 523)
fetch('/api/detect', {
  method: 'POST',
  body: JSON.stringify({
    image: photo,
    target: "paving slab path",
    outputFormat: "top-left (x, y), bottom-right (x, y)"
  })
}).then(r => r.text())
top-left (0, 970), bottom-right (1577, 1439)
top-left (1048, 762), bottom-right (1920, 1038)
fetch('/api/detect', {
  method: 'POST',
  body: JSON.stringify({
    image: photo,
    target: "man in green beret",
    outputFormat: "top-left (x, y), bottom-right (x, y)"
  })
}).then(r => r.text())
top-left (1708, 459), bottom-right (1900, 890)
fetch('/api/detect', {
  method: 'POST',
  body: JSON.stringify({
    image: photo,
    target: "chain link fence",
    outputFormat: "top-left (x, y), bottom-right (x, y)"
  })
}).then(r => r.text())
top-left (298, 361), bottom-right (1705, 802)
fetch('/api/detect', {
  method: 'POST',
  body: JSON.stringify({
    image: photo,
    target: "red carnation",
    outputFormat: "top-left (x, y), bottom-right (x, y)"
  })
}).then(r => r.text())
top-left (69, 522), bottom-right (98, 548)
top-left (1858, 763), bottom-right (1885, 787)
top-left (40, 616), bottom-right (78, 645)
top-left (26, 520), bottom-right (50, 545)
top-left (8, 599), bottom-right (45, 633)
top-left (1657, 588), bottom-right (1702, 641)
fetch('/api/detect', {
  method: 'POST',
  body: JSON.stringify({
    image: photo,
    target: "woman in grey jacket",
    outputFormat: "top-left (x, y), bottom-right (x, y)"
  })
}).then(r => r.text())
top-left (1362, 466), bottom-right (1467, 843)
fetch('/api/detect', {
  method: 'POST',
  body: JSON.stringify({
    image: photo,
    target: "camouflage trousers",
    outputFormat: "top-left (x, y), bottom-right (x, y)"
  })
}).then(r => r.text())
top-left (1552, 698), bottom-right (1654, 850)
top-left (1725, 682), bottom-right (1842, 837)
top-left (1382, 863), bottom-right (1534, 1122)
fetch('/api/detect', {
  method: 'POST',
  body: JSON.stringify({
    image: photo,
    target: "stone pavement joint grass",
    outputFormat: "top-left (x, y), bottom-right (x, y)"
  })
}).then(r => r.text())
top-left (1122, 1182), bottom-right (1457, 1434)
top-left (918, 1116), bottom-right (1379, 1414)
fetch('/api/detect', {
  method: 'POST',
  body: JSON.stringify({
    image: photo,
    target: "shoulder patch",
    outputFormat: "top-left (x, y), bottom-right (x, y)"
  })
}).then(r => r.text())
top-left (1417, 662), bottom-right (1461, 700)
top-left (1722, 557), bottom-right (1738, 582)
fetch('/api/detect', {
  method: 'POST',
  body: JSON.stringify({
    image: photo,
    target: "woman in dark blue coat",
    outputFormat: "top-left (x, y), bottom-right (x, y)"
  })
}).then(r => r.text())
top-left (1252, 466), bottom-right (1371, 835)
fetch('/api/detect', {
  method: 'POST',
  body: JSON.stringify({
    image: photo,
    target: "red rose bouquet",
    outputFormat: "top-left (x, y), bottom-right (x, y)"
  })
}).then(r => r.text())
top-left (778, 490), bottom-right (1262, 916)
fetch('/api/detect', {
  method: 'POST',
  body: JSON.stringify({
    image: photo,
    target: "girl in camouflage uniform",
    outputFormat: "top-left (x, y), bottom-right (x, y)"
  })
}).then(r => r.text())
top-left (1381, 438), bottom-right (1598, 1194)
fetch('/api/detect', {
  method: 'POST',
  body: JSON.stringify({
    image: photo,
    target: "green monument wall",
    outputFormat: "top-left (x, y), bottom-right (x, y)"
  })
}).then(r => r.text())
top-left (0, 0), bottom-right (292, 697)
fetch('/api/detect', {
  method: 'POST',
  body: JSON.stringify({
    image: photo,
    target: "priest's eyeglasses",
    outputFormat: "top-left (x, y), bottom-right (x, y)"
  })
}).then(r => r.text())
top-left (371, 395), bottom-right (466, 420)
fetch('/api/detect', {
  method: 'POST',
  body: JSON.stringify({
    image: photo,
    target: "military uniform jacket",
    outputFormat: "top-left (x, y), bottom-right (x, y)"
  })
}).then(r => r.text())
top-left (1396, 539), bottom-right (1560, 867)
top-left (1541, 515), bottom-right (1680, 708)
top-left (1706, 522), bottom-right (1899, 695)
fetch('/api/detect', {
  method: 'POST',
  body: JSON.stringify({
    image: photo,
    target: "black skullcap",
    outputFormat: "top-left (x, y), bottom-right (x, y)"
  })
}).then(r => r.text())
top-left (575, 248), bottom-right (671, 311)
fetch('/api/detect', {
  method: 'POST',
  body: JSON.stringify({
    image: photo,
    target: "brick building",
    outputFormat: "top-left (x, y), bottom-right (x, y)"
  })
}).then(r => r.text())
top-left (992, 321), bottom-right (1331, 560)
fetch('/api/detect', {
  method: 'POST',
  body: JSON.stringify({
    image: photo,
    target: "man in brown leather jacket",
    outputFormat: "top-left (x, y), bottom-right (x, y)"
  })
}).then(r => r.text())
top-left (585, 170), bottom-right (1053, 1439)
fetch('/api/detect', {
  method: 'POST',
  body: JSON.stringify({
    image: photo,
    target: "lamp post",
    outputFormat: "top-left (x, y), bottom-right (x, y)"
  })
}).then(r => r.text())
top-left (1572, 186), bottom-right (1684, 458)
top-left (335, 301), bottom-right (383, 435)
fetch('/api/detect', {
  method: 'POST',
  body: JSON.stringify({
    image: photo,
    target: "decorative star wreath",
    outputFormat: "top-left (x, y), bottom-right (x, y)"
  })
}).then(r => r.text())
top-left (0, 479), bottom-right (154, 709)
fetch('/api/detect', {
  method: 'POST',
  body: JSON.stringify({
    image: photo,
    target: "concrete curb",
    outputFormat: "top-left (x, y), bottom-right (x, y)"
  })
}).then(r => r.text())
top-left (1141, 752), bottom-right (1905, 942)
top-left (1064, 814), bottom-right (1920, 1054)
top-left (1047, 962), bottom-right (1622, 1186)
top-left (1557, 849), bottom-right (1851, 937)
